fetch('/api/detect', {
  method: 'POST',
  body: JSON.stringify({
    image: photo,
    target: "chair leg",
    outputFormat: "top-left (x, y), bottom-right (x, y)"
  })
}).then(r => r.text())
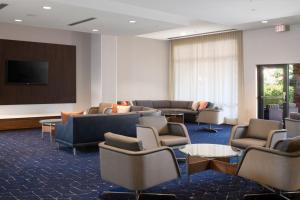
top-left (199, 124), bottom-right (222, 133)
top-left (135, 190), bottom-right (140, 200)
top-left (101, 190), bottom-right (176, 200)
top-left (243, 186), bottom-right (294, 200)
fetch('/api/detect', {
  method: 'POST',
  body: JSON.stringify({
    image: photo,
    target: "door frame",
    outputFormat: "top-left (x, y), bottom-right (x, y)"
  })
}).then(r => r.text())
top-left (257, 64), bottom-right (289, 119)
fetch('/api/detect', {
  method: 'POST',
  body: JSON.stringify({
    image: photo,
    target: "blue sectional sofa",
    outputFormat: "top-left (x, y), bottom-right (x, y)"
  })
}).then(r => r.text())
top-left (55, 113), bottom-right (139, 152)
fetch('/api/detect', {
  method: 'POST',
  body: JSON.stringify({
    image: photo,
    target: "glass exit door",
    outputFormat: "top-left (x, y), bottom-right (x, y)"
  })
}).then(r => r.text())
top-left (257, 65), bottom-right (288, 121)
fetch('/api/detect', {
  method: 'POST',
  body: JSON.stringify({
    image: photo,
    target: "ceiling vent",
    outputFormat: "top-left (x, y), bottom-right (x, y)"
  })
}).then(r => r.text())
top-left (68, 17), bottom-right (96, 26)
top-left (0, 3), bottom-right (8, 10)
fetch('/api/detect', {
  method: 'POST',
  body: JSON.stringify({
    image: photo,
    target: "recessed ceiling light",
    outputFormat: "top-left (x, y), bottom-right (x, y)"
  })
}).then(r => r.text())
top-left (43, 6), bottom-right (52, 10)
top-left (92, 29), bottom-right (99, 32)
top-left (129, 20), bottom-right (136, 24)
top-left (261, 20), bottom-right (268, 24)
top-left (14, 19), bottom-right (22, 22)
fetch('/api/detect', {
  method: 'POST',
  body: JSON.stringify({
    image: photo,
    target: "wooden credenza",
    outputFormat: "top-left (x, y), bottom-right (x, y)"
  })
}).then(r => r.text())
top-left (0, 114), bottom-right (61, 131)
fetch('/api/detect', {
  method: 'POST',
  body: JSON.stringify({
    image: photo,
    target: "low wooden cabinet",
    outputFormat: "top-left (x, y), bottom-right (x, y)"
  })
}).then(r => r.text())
top-left (0, 115), bottom-right (60, 131)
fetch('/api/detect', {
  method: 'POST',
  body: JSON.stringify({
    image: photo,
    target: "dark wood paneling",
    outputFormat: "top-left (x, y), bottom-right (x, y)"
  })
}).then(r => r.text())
top-left (0, 39), bottom-right (76, 105)
top-left (0, 116), bottom-right (61, 131)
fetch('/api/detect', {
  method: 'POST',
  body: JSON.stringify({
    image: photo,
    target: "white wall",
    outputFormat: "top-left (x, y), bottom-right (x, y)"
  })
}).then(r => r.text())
top-left (0, 23), bottom-right (91, 116)
top-left (117, 36), bottom-right (169, 100)
top-left (101, 35), bottom-right (118, 103)
top-left (90, 34), bottom-right (102, 106)
top-left (241, 24), bottom-right (300, 122)
top-left (99, 35), bottom-right (169, 102)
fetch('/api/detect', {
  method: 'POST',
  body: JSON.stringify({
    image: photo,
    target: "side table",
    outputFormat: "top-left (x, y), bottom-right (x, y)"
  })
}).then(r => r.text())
top-left (164, 112), bottom-right (184, 123)
top-left (39, 119), bottom-right (62, 143)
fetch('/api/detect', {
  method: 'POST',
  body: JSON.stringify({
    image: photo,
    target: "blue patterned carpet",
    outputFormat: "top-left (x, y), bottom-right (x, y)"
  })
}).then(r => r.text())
top-left (0, 123), bottom-right (267, 200)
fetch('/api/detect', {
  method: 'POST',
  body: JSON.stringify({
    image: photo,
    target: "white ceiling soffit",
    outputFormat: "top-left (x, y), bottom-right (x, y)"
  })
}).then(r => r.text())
top-left (0, 0), bottom-right (300, 39)
top-left (0, 0), bottom-right (189, 35)
top-left (110, 0), bottom-right (300, 26)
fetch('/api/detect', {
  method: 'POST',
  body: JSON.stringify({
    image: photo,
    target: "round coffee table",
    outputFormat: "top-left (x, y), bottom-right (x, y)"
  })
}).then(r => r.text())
top-left (179, 144), bottom-right (241, 176)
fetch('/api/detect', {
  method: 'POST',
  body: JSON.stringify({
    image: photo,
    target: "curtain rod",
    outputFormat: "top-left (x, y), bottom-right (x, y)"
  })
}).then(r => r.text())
top-left (168, 29), bottom-right (238, 40)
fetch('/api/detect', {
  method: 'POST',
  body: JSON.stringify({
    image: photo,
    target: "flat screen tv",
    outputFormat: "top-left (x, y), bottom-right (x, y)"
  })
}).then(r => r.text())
top-left (5, 60), bottom-right (48, 85)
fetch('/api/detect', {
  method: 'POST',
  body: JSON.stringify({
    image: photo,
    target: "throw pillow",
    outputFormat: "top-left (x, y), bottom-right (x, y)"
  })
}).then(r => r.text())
top-left (117, 105), bottom-right (131, 113)
top-left (198, 101), bottom-right (208, 111)
top-left (191, 101), bottom-right (199, 111)
top-left (207, 102), bottom-right (214, 109)
top-left (111, 104), bottom-right (118, 113)
top-left (61, 111), bottom-right (84, 124)
top-left (119, 101), bottom-right (129, 106)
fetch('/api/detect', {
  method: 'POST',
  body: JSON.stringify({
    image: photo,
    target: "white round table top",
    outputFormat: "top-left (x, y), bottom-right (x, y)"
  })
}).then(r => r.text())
top-left (179, 143), bottom-right (241, 158)
top-left (39, 118), bottom-right (62, 125)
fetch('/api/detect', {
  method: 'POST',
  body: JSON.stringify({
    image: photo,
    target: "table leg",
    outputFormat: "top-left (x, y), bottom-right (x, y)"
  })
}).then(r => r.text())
top-left (41, 126), bottom-right (44, 139)
top-left (186, 155), bottom-right (191, 183)
top-left (49, 124), bottom-right (53, 143)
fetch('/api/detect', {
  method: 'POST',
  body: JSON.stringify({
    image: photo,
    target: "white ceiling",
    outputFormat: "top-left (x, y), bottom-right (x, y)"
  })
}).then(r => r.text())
top-left (0, 0), bottom-right (300, 40)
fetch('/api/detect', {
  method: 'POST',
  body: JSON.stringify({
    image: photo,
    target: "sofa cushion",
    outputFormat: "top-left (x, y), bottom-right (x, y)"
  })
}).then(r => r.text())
top-left (274, 136), bottom-right (300, 153)
top-left (231, 138), bottom-right (266, 149)
top-left (160, 108), bottom-right (198, 115)
top-left (138, 110), bottom-right (161, 117)
top-left (152, 100), bottom-right (171, 108)
top-left (191, 101), bottom-right (199, 111)
top-left (61, 111), bottom-right (84, 124)
top-left (207, 102), bottom-right (214, 109)
top-left (87, 107), bottom-right (99, 114)
top-left (117, 105), bottom-right (131, 113)
top-left (104, 132), bottom-right (143, 151)
top-left (170, 101), bottom-right (193, 109)
top-left (198, 101), bottom-right (208, 111)
top-left (160, 135), bottom-right (189, 146)
top-left (99, 102), bottom-right (113, 113)
top-left (130, 106), bottom-right (144, 112)
top-left (247, 119), bottom-right (282, 140)
top-left (134, 100), bottom-right (154, 108)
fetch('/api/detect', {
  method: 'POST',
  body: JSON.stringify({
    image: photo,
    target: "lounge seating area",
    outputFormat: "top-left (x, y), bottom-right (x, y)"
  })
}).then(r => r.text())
top-left (1, 1), bottom-right (300, 200)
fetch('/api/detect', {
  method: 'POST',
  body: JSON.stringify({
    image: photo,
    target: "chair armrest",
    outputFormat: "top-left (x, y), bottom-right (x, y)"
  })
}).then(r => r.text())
top-left (99, 144), bottom-right (181, 190)
top-left (168, 122), bottom-right (191, 144)
top-left (136, 125), bottom-right (161, 149)
top-left (55, 123), bottom-right (66, 140)
top-left (266, 129), bottom-right (287, 148)
top-left (229, 125), bottom-right (248, 145)
top-left (55, 121), bottom-right (74, 145)
top-left (55, 123), bottom-right (65, 137)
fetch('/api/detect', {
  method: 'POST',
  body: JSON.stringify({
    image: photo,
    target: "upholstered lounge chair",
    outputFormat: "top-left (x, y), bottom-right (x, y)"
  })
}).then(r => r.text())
top-left (230, 118), bottom-right (286, 150)
top-left (237, 136), bottom-right (300, 199)
top-left (136, 116), bottom-right (191, 150)
top-left (196, 108), bottom-right (224, 132)
top-left (285, 112), bottom-right (300, 138)
top-left (99, 132), bottom-right (180, 200)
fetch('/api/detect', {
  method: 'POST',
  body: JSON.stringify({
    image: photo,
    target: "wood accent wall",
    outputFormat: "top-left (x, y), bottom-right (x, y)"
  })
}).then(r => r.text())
top-left (0, 115), bottom-right (61, 131)
top-left (0, 39), bottom-right (76, 105)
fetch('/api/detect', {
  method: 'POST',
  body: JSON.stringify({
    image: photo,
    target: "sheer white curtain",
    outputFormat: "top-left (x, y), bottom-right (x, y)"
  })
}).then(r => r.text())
top-left (170, 31), bottom-right (243, 119)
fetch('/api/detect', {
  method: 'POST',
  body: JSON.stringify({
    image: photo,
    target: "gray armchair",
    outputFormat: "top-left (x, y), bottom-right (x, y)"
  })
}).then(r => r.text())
top-left (237, 137), bottom-right (300, 199)
top-left (230, 118), bottom-right (286, 149)
top-left (99, 132), bottom-right (180, 200)
top-left (285, 112), bottom-right (300, 138)
top-left (137, 116), bottom-right (190, 150)
top-left (196, 108), bottom-right (224, 132)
